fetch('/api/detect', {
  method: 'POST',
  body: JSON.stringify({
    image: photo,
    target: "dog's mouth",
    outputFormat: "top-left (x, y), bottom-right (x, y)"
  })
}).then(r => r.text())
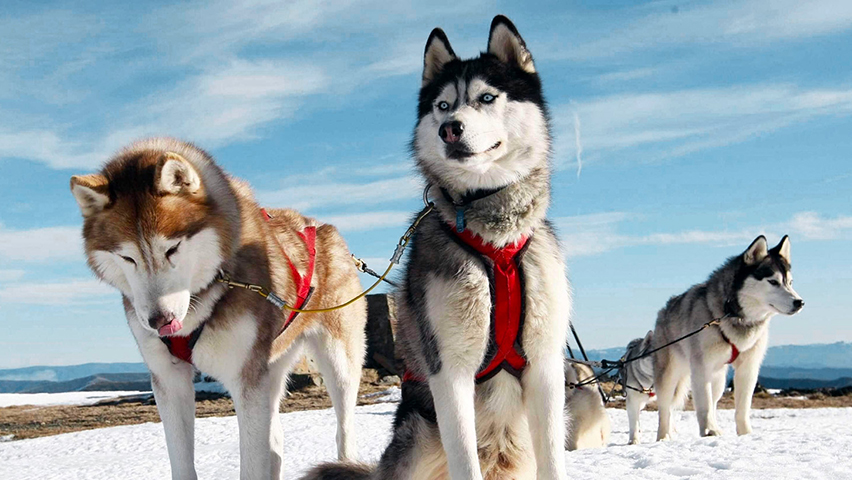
top-left (158, 319), bottom-right (183, 336)
top-left (447, 141), bottom-right (502, 160)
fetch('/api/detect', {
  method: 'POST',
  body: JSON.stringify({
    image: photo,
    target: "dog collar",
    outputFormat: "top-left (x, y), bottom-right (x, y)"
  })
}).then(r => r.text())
top-left (440, 186), bottom-right (508, 233)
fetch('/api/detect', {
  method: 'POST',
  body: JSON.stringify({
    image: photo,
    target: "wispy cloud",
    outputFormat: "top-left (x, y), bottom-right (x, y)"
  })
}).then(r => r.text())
top-left (554, 84), bottom-right (852, 166)
top-left (0, 269), bottom-right (26, 282)
top-left (556, 211), bottom-right (852, 258)
top-left (258, 175), bottom-right (421, 211)
top-left (562, 0), bottom-right (852, 61)
top-left (0, 279), bottom-right (114, 306)
top-left (0, 226), bottom-right (82, 263)
top-left (321, 211), bottom-right (412, 232)
top-left (787, 212), bottom-right (852, 240)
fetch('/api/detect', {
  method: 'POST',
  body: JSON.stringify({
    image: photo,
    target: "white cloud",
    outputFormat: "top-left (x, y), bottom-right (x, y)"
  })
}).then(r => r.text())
top-left (787, 212), bottom-right (852, 240)
top-left (554, 84), bottom-right (852, 166)
top-left (258, 175), bottom-right (421, 211)
top-left (320, 211), bottom-right (412, 232)
top-left (0, 279), bottom-right (114, 306)
top-left (563, 0), bottom-right (852, 61)
top-left (557, 211), bottom-right (852, 258)
top-left (0, 226), bottom-right (83, 263)
top-left (0, 269), bottom-right (26, 282)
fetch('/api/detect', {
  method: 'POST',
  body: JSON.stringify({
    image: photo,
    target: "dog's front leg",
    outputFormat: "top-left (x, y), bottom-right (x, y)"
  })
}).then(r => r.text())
top-left (232, 372), bottom-right (278, 480)
top-left (733, 333), bottom-right (768, 435)
top-left (523, 354), bottom-right (568, 480)
top-left (429, 371), bottom-right (482, 480)
top-left (149, 360), bottom-right (198, 480)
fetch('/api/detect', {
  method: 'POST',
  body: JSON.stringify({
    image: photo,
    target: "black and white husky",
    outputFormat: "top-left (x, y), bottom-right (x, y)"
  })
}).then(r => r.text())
top-left (303, 15), bottom-right (570, 480)
top-left (653, 235), bottom-right (804, 441)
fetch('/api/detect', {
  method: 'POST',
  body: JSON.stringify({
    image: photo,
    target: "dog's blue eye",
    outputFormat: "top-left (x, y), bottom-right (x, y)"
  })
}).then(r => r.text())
top-left (437, 101), bottom-right (450, 111)
top-left (481, 94), bottom-right (495, 103)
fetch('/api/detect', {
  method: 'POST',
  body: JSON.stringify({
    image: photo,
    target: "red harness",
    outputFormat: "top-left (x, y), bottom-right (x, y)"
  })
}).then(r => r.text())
top-left (404, 226), bottom-right (530, 384)
top-left (162, 209), bottom-right (317, 364)
top-left (719, 329), bottom-right (740, 364)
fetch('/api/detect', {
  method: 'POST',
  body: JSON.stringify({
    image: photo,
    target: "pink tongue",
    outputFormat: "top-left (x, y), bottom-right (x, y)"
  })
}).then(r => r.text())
top-left (158, 319), bottom-right (183, 336)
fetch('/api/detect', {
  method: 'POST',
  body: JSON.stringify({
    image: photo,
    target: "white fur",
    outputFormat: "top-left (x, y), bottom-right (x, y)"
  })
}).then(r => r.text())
top-left (415, 78), bottom-right (549, 193)
top-left (93, 228), bottom-right (223, 335)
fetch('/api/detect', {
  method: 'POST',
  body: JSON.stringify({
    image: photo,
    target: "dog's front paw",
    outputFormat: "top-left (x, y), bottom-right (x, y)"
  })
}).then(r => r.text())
top-left (627, 436), bottom-right (641, 445)
top-left (702, 427), bottom-right (723, 437)
top-left (737, 423), bottom-right (753, 436)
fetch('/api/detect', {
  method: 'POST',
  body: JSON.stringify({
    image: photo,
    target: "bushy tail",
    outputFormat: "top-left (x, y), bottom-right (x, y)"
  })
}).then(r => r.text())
top-left (300, 463), bottom-right (373, 480)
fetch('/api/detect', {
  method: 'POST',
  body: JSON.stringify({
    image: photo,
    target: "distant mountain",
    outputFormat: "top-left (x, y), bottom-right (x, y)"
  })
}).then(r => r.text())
top-left (581, 342), bottom-right (852, 370)
top-left (0, 373), bottom-right (152, 394)
top-left (0, 363), bottom-right (147, 382)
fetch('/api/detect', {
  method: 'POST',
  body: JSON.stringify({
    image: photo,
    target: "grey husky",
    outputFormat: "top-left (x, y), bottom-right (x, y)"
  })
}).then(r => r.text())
top-left (303, 15), bottom-right (570, 480)
top-left (653, 235), bottom-right (804, 441)
top-left (620, 331), bottom-right (657, 444)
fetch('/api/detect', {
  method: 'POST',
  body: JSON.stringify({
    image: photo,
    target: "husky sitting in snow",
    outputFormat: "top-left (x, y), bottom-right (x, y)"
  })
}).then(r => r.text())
top-left (303, 15), bottom-right (570, 480)
top-left (565, 362), bottom-right (610, 450)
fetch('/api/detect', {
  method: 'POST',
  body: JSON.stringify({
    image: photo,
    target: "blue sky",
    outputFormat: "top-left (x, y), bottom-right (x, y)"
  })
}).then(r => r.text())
top-left (1, 0), bottom-right (851, 368)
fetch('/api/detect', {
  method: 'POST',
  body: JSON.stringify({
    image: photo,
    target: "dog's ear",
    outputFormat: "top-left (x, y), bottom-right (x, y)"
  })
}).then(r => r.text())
top-left (487, 15), bottom-right (535, 74)
top-left (70, 174), bottom-right (110, 217)
top-left (643, 330), bottom-right (654, 345)
top-left (423, 28), bottom-right (458, 87)
top-left (156, 152), bottom-right (202, 196)
top-left (770, 235), bottom-right (791, 263)
top-left (743, 235), bottom-right (769, 265)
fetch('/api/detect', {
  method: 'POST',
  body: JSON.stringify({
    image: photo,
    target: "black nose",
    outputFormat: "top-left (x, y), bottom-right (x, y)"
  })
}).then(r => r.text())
top-left (439, 121), bottom-right (464, 144)
top-left (148, 311), bottom-right (175, 329)
top-left (793, 299), bottom-right (804, 310)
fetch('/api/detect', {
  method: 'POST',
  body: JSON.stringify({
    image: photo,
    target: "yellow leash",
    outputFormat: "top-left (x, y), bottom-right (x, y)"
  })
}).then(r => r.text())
top-left (217, 200), bottom-right (435, 314)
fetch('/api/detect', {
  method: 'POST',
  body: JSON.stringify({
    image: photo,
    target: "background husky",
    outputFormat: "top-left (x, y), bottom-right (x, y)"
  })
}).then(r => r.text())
top-left (565, 362), bottom-right (610, 451)
top-left (620, 331), bottom-right (657, 445)
top-left (303, 15), bottom-right (570, 480)
top-left (70, 138), bottom-right (366, 480)
top-left (653, 235), bottom-right (804, 441)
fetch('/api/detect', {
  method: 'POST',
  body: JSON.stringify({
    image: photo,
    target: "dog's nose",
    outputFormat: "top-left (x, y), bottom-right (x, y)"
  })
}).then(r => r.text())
top-left (793, 299), bottom-right (804, 311)
top-left (148, 311), bottom-right (175, 330)
top-left (439, 121), bottom-right (464, 144)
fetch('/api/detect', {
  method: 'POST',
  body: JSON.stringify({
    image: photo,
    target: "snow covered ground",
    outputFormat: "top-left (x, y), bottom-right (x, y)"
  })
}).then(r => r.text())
top-left (1, 403), bottom-right (850, 479)
top-left (0, 391), bottom-right (151, 408)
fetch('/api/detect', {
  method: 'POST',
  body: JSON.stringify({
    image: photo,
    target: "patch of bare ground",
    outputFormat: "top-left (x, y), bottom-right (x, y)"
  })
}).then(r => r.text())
top-left (0, 369), bottom-right (396, 441)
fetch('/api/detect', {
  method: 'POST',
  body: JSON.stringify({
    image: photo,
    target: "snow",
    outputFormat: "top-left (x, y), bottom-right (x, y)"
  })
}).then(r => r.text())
top-left (1, 404), bottom-right (850, 479)
top-left (0, 391), bottom-right (151, 407)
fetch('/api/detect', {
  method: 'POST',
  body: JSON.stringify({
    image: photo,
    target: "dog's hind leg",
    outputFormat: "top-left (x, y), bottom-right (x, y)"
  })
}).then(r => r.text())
top-left (654, 358), bottom-right (681, 441)
top-left (307, 323), bottom-right (364, 461)
top-left (148, 356), bottom-right (197, 480)
top-left (626, 391), bottom-right (646, 445)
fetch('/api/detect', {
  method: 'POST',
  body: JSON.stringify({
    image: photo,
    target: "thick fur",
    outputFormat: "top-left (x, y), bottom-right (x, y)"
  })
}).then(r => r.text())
top-left (621, 331), bottom-right (658, 445)
top-left (653, 235), bottom-right (803, 441)
top-left (302, 15), bottom-right (570, 480)
top-left (71, 138), bottom-right (366, 480)
top-left (565, 363), bottom-right (610, 450)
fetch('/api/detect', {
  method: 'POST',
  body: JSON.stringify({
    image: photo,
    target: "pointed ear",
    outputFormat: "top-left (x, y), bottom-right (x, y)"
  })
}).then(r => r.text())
top-left (644, 330), bottom-right (654, 344)
top-left (156, 152), bottom-right (201, 195)
top-left (743, 235), bottom-right (769, 265)
top-left (487, 15), bottom-right (535, 73)
top-left (423, 28), bottom-right (458, 87)
top-left (70, 174), bottom-right (110, 217)
top-left (771, 235), bottom-right (791, 263)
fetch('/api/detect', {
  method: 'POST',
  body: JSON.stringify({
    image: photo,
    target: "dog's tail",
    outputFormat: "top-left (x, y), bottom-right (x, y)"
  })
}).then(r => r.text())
top-left (300, 463), bottom-right (373, 480)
